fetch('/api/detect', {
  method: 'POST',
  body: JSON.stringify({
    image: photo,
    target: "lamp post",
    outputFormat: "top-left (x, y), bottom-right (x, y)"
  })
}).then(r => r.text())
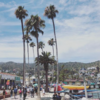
top-left (81, 68), bottom-right (88, 99)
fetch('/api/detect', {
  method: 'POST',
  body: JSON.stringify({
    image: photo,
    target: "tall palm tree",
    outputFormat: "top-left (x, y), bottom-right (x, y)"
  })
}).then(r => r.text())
top-left (48, 38), bottom-right (55, 57)
top-left (38, 41), bottom-right (45, 52)
top-left (24, 34), bottom-right (32, 68)
top-left (48, 38), bottom-right (55, 80)
top-left (36, 52), bottom-right (56, 92)
top-left (44, 5), bottom-right (59, 90)
top-left (24, 19), bottom-right (32, 68)
top-left (29, 15), bottom-right (45, 100)
top-left (30, 42), bottom-right (35, 75)
top-left (15, 6), bottom-right (28, 86)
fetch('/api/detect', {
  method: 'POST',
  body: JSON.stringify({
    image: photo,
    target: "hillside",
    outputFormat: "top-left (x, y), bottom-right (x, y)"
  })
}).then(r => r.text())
top-left (0, 60), bottom-right (99, 75)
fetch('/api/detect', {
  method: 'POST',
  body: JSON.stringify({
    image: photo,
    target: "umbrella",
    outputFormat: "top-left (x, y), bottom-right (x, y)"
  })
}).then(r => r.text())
top-left (54, 85), bottom-right (62, 92)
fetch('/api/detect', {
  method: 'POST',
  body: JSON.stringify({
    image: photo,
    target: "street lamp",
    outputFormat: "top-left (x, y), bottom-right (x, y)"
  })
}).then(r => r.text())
top-left (80, 68), bottom-right (88, 99)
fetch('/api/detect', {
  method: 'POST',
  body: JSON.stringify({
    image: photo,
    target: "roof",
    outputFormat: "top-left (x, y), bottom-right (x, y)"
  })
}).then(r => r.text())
top-left (0, 72), bottom-right (16, 76)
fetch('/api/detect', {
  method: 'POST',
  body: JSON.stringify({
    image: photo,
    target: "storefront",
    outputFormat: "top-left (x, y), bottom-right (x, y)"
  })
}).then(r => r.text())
top-left (15, 76), bottom-right (21, 87)
top-left (0, 72), bottom-right (16, 89)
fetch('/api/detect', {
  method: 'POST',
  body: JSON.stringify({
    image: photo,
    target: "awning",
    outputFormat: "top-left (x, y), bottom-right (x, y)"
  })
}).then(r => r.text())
top-left (91, 83), bottom-right (95, 85)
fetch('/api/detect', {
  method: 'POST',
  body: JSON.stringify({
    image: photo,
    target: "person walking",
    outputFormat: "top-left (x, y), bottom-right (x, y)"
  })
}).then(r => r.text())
top-left (14, 87), bottom-right (17, 99)
top-left (23, 88), bottom-right (27, 100)
top-left (19, 88), bottom-right (22, 99)
top-left (53, 92), bottom-right (57, 100)
top-left (10, 88), bottom-right (13, 98)
top-left (34, 86), bottom-right (38, 96)
top-left (29, 86), bottom-right (32, 97)
top-left (3, 89), bottom-right (7, 100)
top-left (57, 93), bottom-right (61, 100)
top-left (31, 87), bottom-right (34, 98)
top-left (42, 88), bottom-right (45, 96)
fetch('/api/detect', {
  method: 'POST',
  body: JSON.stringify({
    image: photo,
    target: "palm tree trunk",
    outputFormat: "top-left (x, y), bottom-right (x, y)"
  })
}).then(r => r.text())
top-left (27, 42), bottom-right (29, 67)
top-left (51, 45), bottom-right (54, 84)
top-left (52, 18), bottom-right (59, 92)
top-left (32, 47), bottom-right (35, 76)
top-left (45, 70), bottom-right (48, 92)
top-left (63, 72), bottom-right (64, 83)
top-left (27, 41), bottom-right (30, 84)
top-left (21, 19), bottom-right (26, 87)
top-left (36, 37), bottom-right (41, 100)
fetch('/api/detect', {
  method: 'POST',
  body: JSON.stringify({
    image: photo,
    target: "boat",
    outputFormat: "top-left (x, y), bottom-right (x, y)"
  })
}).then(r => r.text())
top-left (62, 85), bottom-right (89, 90)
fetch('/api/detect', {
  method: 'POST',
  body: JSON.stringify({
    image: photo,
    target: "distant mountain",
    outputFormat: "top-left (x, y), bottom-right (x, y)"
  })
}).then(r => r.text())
top-left (0, 60), bottom-right (99, 74)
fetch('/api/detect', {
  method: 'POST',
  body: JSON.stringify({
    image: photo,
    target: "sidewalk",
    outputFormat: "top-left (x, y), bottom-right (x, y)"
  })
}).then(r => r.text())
top-left (1, 92), bottom-right (53, 100)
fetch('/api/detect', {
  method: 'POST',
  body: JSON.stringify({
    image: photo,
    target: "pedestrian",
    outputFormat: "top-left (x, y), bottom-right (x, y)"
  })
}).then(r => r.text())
top-left (14, 87), bottom-right (17, 99)
top-left (42, 88), bottom-right (45, 96)
top-left (27, 86), bottom-right (30, 96)
top-left (57, 93), bottom-right (61, 100)
top-left (3, 89), bottom-right (7, 100)
top-left (19, 88), bottom-right (22, 99)
top-left (31, 87), bottom-right (34, 98)
top-left (29, 86), bottom-right (32, 97)
top-left (35, 86), bottom-right (38, 95)
top-left (23, 88), bottom-right (27, 100)
top-left (53, 92), bottom-right (57, 100)
top-left (10, 88), bottom-right (13, 98)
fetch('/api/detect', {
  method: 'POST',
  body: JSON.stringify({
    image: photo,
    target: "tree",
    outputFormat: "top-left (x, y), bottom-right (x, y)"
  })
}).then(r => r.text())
top-left (38, 41), bottom-right (45, 52)
top-left (24, 34), bottom-right (32, 68)
top-left (44, 5), bottom-right (59, 91)
top-left (36, 52), bottom-right (56, 92)
top-left (48, 38), bottom-right (55, 83)
top-left (29, 15), bottom-right (45, 100)
top-left (24, 19), bottom-right (32, 68)
top-left (30, 42), bottom-right (35, 75)
top-left (15, 6), bottom-right (28, 86)
top-left (59, 65), bottom-right (67, 82)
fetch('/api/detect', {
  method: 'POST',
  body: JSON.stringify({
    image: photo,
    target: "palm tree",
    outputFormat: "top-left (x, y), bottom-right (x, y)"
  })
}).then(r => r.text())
top-left (30, 42), bottom-right (35, 75)
top-left (48, 38), bottom-right (55, 56)
top-left (29, 15), bottom-right (45, 100)
top-left (36, 52), bottom-right (56, 92)
top-left (24, 34), bottom-right (32, 68)
top-left (24, 19), bottom-right (32, 68)
top-left (38, 41), bottom-right (45, 52)
top-left (15, 6), bottom-right (28, 86)
top-left (48, 38), bottom-right (55, 83)
top-left (44, 5), bottom-right (59, 90)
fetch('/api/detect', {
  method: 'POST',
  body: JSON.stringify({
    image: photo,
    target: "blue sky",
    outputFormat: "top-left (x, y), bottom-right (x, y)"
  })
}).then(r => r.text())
top-left (0, 0), bottom-right (100, 63)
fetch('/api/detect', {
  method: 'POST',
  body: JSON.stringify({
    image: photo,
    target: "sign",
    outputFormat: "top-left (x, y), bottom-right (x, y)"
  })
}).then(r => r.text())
top-left (15, 77), bottom-right (20, 82)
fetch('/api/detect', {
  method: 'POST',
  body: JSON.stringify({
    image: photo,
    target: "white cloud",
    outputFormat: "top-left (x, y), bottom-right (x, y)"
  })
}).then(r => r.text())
top-left (0, 0), bottom-right (100, 63)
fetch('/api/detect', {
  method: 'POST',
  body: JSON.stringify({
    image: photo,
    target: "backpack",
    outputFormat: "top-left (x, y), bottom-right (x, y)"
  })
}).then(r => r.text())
top-left (14, 88), bottom-right (17, 93)
top-left (19, 90), bottom-right (22, 94)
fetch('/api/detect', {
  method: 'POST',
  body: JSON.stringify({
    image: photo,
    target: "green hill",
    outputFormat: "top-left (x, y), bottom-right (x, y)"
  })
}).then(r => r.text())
top-left (0, 60), bottom-right (99, 76)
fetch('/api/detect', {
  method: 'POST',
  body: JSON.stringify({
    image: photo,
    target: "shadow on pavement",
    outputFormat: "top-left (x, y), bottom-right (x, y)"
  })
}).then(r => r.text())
top-left (41, 97), bottom-right (52, 100)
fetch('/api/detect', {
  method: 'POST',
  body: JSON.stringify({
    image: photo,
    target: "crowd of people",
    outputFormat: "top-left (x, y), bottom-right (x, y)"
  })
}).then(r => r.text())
top-left (2, 85), bottom-right (39, 100)
top-left (2, 84), bottom-right (62, 100)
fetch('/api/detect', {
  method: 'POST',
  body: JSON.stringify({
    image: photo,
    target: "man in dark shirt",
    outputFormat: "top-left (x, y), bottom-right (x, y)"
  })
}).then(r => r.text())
top-left (57, 93), bottom-right (61, 100)
top-left (53, 92), bottom-right (57, 100)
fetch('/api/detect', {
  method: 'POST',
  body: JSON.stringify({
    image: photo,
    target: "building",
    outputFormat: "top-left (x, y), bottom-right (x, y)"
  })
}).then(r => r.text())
top-left (0, 72), bottom-right (16, 88)
top-left (65, 79), bottom-right (88, 85)
top-left (87, 67), bottom-right (96, 70)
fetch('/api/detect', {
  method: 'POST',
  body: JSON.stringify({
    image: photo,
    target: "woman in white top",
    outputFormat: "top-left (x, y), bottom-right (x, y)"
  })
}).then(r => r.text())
top-left (42, 88), bottom-right (45, 96)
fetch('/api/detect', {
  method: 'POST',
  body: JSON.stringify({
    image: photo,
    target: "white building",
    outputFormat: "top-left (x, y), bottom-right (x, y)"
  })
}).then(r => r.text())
top-left (87, 67), bottom-right (96, 70)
